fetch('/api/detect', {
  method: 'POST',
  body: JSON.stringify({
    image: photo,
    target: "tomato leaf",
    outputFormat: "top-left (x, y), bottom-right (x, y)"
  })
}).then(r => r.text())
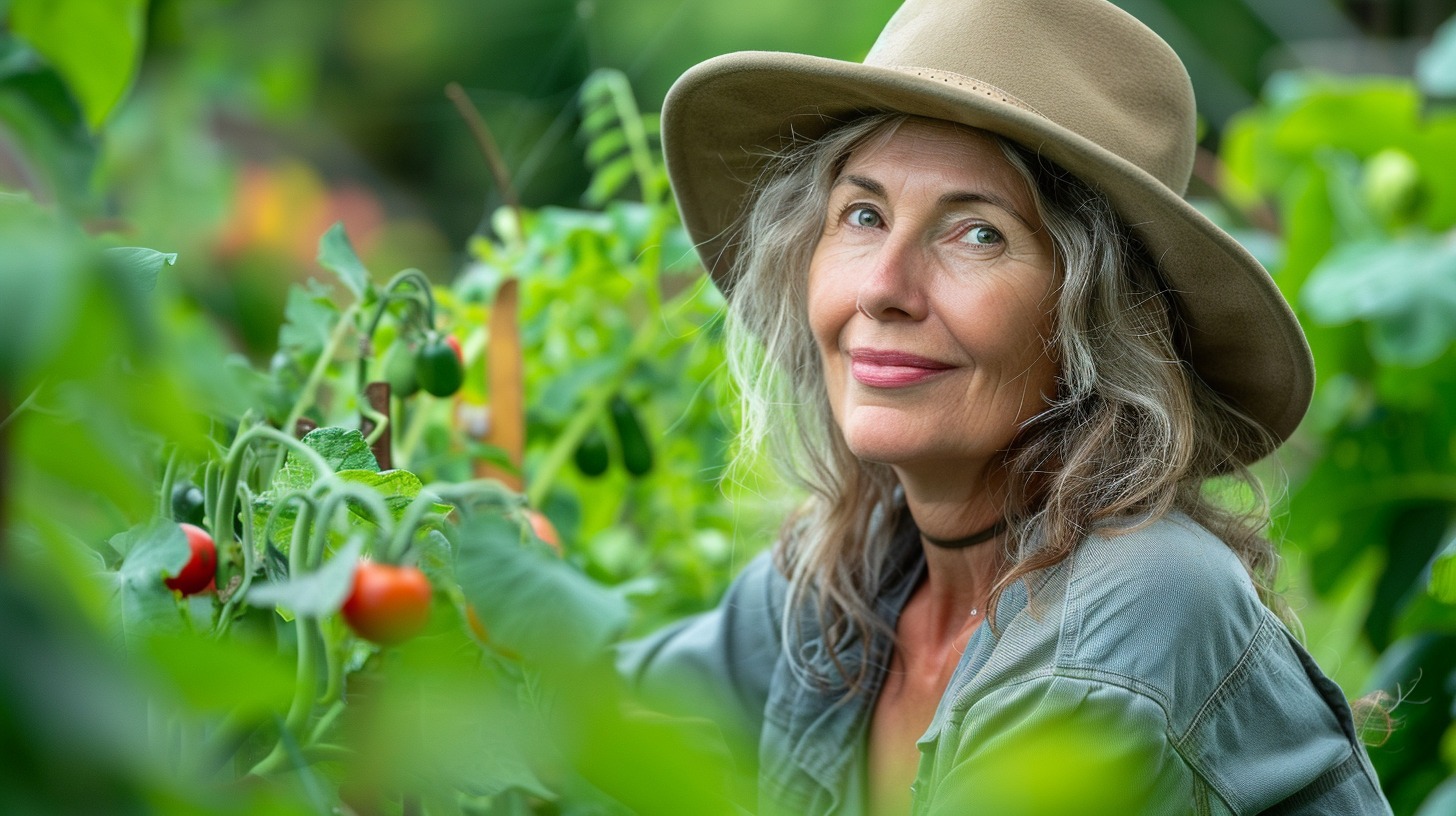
top-left (316, 222), bottom-right (370, 300)
top-left (335, 469), bottom-right (454, 522)
top-left (245, 537), bottom-right (363, 617)
top-left (1300, 236), bottom-right (1456, 366)
top-left (103, 246), bottom-right (176, 293)
top-left (453, 514), bottom-right (627, 665)
top-left (140, 630), bottom-right (294, 715)
top-left (277, 281), bottom-right (340, 358)
top-left (1418, 14), bottom-right (1456, 99)
top-left (275, 427), bottom-right (378, 493)
top-left (1432, 534), bottom-right (1456, 604)
top-left (10, 0), bottom-right (147, 131)
top-left (106, 519), bottom-right (190, 645)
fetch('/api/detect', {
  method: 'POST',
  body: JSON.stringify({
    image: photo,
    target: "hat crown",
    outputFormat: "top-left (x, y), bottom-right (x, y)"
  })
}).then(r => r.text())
top-left (864, 0), bottom-right (1196, 194)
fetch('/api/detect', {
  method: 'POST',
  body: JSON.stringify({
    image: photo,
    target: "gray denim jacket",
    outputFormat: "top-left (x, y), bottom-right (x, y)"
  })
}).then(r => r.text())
top-left (617, 511), bottom-right (1392, 815)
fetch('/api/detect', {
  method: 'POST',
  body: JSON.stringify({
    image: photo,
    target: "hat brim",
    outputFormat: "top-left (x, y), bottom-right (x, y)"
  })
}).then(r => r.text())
top-left (662, 51), bottom-right (1312, 460)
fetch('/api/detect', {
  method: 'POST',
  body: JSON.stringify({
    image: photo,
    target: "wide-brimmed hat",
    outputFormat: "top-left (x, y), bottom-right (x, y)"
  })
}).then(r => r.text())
top-left (661, 0), bottom-right (1313, 462)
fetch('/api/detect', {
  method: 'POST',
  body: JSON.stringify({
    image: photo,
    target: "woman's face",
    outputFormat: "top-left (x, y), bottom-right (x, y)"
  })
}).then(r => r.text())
top-left (808, 119), bottom-right (1059, 477)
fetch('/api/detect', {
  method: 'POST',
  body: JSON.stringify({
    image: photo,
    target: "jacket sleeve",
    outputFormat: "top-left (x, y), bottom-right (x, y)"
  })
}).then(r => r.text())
top-left (925, 661), bottom-right (1393, 816)
top-left (614, 549), bottom-right (785, 772)
top-left (925, 673), bottom-right (1197, 816)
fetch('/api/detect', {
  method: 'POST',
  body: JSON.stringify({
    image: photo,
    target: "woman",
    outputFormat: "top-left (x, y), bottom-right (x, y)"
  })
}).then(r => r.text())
top-left (619, 0), bottom-right (1393, 813)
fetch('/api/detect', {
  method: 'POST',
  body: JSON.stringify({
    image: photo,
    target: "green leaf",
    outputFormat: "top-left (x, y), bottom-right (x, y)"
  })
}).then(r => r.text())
top-left (586, 128), bottom-right (627, 167)
top-left (277, 281), bottom-right (340, 357)
top-left (1432, 534), bottom-right (1456, 604)
top-left (141, 630), bottom-right (294, 715)
top-left (103, 246), bottom-right (176, 293)
top-left (10, 0), bottom-right (147, 130)
top-left (107, 518), bottom-right (190, 646)
top-left (0, 38), bottom-right (97, 213)
top-left (580, 101), bottom-right (618, 138)
top-left (316, 222), bottom-right (370, 300)
top-left (1301, 236), bottom-right (1456, 366)
top-left (246, 537), bottom-right (363, 617)
top-left (1415, 776), bottom-right (1456, 816)
top-left (1418, 13), bottom-right (1456, 99)
top-left (335, 469), bottom-right (453, 522)
top-left (0, 199), bottom-right (87, 387)
top-left (584, 156), bottom-right (635, 207)
top-left (453, 514), bottom-right (628, 665)
top-left (274, 427), bottom-right (379, 493)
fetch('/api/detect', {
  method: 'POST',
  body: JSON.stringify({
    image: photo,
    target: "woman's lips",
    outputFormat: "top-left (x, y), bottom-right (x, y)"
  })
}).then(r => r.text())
top-left (849, 349), bottom-right (954, 387)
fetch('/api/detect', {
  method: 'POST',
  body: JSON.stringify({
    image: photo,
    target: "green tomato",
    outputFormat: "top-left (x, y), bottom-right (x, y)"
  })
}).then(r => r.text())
top-left (1362, 148), bottom-right (1423, 225)
top-left (170, 482), bottom-right (206, 526)
top-left (415, 336), bottom-right (464, 397)
top-left (383, 341), bottom-right (419, 397)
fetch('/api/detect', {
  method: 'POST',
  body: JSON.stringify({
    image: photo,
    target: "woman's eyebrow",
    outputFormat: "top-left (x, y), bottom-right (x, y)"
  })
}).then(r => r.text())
top-left (938, 191), bottom-right (1035, 230)
top-left (834, 174), bottom-right (886, 197)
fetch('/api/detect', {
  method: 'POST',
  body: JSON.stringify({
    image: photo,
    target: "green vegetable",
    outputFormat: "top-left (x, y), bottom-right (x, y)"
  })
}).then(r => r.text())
top-left (383, 340), bottom-right (419, 397)
top-left (1362, 148), bottom-right (1423, 226)
top-left (609, 395), bottom-right (652, 477)
top-left (414, 334), bottom-right (464, 397)
top-left (573, 425), bottom-right (610, 477)
top-left (170, 481), bottom-right (206, 526)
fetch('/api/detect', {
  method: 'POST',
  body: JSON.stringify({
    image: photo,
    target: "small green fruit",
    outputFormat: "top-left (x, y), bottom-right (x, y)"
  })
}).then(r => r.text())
top-left (1362, 148), bottom-right (1423, 226)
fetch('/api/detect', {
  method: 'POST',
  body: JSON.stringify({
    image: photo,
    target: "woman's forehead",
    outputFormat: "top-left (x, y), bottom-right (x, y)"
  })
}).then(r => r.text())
top-left (836, 118), bottom-right (1040, 219)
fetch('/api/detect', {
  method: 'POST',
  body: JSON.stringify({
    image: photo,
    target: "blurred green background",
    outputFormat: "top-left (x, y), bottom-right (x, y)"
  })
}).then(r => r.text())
top-left (5, 0), bottom-right (1456, 814)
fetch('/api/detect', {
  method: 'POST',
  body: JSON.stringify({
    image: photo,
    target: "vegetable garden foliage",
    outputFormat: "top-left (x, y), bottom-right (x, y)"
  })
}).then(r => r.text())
top-left (1, 0), bottom-right (771, 808)
top-left (6, 0), bottom-right (1456, 812)
top-left (1216, 20), bottom-right (1456, 816)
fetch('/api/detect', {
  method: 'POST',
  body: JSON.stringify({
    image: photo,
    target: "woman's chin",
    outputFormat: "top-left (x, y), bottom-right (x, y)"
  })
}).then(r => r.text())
top-left (840, 428), bottom-right (930, 466)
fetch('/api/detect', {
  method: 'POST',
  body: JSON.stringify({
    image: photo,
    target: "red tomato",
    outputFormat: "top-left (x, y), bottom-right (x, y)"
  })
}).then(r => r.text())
top-left (341, 561), bottom-right (432, 645)
top-left (166, 523), bottom-right (217, 595)
top-left (445, 334), bottom-right (463, 364)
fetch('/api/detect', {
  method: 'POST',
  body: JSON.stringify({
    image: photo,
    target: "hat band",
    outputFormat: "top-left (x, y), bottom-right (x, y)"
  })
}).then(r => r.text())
top-left (888, 66), bottom-right (1043, 118)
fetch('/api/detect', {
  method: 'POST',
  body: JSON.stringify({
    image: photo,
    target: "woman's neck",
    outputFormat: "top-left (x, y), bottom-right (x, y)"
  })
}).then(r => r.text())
top-left (894, 461), bottom-right (1010, 630)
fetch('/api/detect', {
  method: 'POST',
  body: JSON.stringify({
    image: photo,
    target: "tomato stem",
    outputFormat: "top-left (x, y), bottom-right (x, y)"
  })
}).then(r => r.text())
top-left (215, 425), bottom-right (334, 592)
top-left (358, 270), bottom-right (436, 390)
top-left (360, 401), bottom-right (389, 447)
top-left (278, 301), bottom-right (362, 464)
top-left (158, 446), bottom-right (180, 520)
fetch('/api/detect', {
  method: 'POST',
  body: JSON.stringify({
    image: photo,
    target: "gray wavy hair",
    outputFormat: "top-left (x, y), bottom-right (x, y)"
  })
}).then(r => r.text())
top-left (724, 113), bottom-right (1287, 693)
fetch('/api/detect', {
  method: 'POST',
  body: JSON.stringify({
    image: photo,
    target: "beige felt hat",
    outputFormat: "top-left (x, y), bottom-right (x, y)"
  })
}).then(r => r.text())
top-left (661, 0), bottom-right (1313, 462)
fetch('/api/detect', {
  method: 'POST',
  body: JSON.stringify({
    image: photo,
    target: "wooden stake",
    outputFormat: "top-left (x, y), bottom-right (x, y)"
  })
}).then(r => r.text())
top-left (360, 382), bottom-right (392, 470)
top-left (477, 279), bottom-right (523, 490)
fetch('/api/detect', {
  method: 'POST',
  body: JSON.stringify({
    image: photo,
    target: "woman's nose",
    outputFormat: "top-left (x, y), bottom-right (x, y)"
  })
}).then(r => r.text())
top-left (855, 234), bottom-right (928, 322)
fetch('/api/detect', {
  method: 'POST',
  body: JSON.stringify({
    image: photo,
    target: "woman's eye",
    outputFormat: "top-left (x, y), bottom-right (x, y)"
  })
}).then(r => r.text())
top-left (961, 225), bottom-right (1003, 245)
top-left (847, 206), bottom-right (882, 228)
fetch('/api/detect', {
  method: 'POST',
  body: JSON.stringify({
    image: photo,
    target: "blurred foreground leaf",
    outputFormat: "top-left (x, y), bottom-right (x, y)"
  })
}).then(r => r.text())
top-left (10, 0), bottom-right (147, 130)
top-left (454, 513), bottom-right (627, 665)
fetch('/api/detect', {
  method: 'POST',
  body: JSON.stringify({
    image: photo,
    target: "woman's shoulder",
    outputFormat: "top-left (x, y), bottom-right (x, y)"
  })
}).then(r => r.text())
top-left (953, 514), bottom-right (1386, 812)
top-left (1054, 511), bottom-right (1272, 700)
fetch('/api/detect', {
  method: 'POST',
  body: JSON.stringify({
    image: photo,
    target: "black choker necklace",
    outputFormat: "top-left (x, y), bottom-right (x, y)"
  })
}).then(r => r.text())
top-left (919, 519), bottom-right (1008, 549)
